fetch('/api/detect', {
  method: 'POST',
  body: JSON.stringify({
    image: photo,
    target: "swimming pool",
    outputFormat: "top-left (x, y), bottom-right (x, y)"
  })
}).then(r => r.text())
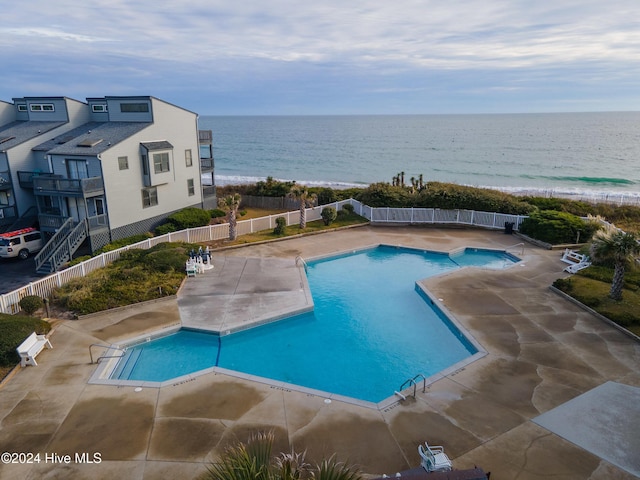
top-left (108, 246), bottom-right (517, 404)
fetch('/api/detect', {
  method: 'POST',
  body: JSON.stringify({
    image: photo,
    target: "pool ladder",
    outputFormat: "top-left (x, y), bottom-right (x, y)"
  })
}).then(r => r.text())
top-left (89, 343), bottom-right (126, 364)
top-left (295, 255), bottom-right (308, 271)
top-left (395, 374), bottom-right (427, 400)
top-left (505, 242), bottom-right (525, 256)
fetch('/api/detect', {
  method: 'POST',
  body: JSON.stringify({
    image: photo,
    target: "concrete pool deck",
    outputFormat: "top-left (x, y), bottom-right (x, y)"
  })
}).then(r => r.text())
top-left (1, 225), bottom-right (639, 480)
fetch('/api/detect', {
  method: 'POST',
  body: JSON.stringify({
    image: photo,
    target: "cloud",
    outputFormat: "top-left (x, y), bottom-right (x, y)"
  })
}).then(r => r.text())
top-left (2, 0), bottom-right (640, 113)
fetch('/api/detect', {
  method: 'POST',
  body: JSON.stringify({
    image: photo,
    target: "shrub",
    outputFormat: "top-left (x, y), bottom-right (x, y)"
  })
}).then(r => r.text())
top-left (19, 296), bottom-right (44, 316)
top-left (154, 223), bottom-right (178, 236)
top-left (209, 208), bottom-right (226, 218)
top-left (273, 216), bottom-right (287, 235)
top-left (519, 210), bottom-right (599, 244)
top-left (167, 207), bottom-right (211, 229)
top-left (342, 203), bottom-right (355, 214)
top-left (553, 277), bottom-right (573, 293)
top-left (321, 207), bottom-right (338, 226)
top-left (0, 315), bottom-right (51, 366)
top-left (95, 233), bottom-right (153, 254)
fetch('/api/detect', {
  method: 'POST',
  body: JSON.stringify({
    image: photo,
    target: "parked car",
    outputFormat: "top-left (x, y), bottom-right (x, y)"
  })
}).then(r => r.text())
top-left (0, 228), bottom-right (44, 259)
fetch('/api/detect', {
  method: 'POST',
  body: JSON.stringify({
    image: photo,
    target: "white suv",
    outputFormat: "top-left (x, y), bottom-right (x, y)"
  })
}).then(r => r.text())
top-left (0, 228), bottom-right (44, 260)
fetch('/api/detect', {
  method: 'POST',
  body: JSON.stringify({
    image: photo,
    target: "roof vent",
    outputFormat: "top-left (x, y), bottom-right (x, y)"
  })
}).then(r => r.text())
top-left (77, 139), bottom-right (104, 148)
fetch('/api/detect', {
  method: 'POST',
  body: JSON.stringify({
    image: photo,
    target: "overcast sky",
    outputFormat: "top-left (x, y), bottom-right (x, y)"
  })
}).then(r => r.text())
top-left (2, 1), bottom-right (639, 115)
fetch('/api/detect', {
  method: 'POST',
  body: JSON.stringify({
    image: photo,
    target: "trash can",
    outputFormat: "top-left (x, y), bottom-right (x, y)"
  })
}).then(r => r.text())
top-left (504, 221), bottom-right (514, 234)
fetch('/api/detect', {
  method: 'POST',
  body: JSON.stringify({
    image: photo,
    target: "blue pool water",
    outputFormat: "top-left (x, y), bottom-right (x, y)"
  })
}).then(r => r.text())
top-left (112, 246), bottom-right (517, 403)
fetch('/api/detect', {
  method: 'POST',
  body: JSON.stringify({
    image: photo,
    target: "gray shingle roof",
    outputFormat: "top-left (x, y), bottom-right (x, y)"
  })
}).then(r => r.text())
top-left (140, 140), bottom-right (173, 151)
top-left (34, 121), bottom-right (152, 155)
top-left (0, 121), bottom-right (67, 151)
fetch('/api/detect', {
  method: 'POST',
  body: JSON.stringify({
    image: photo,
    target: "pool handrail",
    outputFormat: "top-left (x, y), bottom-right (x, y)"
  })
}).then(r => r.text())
top-left (398, 373), bottom-right (427, 399)
top-left (89, 343), bottom-right (126, 364)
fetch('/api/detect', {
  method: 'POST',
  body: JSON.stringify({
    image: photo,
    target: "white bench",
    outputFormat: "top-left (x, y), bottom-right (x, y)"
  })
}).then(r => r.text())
top-left (17, 332), bottom-right (52, 367)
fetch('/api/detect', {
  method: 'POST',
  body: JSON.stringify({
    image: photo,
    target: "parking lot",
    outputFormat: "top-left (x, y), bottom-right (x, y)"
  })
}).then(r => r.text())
top-left (0, 256), bottom-right (45, 295)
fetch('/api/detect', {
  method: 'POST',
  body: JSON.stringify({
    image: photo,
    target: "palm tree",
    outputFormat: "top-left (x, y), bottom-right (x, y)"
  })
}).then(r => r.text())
top-left (205, 431), bottom-right (361, 480)
top-left (590, 228), bottom-right (640, 300)
top-left (288, 185), bottom-right (317, 229)
top-left (220, 193), bottom-right (242, 241)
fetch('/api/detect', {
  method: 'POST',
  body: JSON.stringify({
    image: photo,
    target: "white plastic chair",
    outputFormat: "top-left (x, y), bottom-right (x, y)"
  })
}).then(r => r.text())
top-left (418, 442), bottom-right (452, 472)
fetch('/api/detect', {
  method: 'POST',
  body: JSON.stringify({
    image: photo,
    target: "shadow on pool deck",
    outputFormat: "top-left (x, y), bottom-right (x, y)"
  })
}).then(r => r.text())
top-left (1, 226), bottom-right (639, 480)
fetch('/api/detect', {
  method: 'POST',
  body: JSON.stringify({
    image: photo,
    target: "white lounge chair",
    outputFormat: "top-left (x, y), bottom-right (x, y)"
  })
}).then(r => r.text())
top-left (561, 249), bottom-right (588, 265)
top-left (186, 261), bottom-right (197, 277)
top-left (17, 332), bottom-right (52, 367)
top-left (564, 261), bottom-right (591, 274)
top-left (418, 442), bottom-right (452, 472)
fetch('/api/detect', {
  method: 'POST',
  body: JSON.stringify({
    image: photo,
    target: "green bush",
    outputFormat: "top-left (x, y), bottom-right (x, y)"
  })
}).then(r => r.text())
top-left (273, 217), bottom-right (287, 235)
top-left (19, 296), bottom-right (44, 316)
top-left (167, 207), bottom-right (211, 229)
top-left (51, 243), bottom-right (197, 315)
top-left (321, 207), bottom-right (338, 226)
top-left (519, 210), bottom-right (599, 244)
top-left (96, 233), bottom-right (153, 254)
top-left (154, 223), bottom-right (178, 236)
top-left (553, 277), bottom-right (573, 293)
top-left (0, 315), bottom-right (51, 366)
top-left (209, 208), bottom-right (226, 218)
top-left (342, 203), bottom-right (355, 214)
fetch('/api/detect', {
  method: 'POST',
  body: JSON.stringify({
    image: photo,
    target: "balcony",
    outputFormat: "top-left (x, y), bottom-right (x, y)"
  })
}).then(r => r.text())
top-left (202, 185), bottom-right (216, 197)
top-left (38, 213), bottom-right (108, 234)
top-left (200, 157), bottom-right (214, 172)
top-left (198, 130), bottom-right (212, 144)
top-left (33, 175), bottom-right (104, 198)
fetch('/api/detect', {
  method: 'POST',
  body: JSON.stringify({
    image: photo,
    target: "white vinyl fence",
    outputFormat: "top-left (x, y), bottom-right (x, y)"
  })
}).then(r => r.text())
top-left (0, 199), bottom-right (526, 314)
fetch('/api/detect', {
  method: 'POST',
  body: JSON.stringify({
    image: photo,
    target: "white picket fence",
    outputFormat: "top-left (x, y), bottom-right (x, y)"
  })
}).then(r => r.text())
top-left (0, 199), bottom-right (526, 314)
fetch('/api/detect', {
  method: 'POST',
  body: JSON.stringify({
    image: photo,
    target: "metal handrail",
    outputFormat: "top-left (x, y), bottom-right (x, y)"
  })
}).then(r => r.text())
top-left (295, 255), bottom-right (308, 271)
top-left (505, 242), bottom-right (525, 256)
top-left (89, 343), bottom-right (125, 364)
top-left (398, 373), bottom-right (427, 399)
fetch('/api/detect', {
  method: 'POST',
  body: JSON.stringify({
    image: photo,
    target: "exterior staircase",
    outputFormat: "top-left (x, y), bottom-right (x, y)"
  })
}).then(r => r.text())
top-left (35, 218), bottom-right (88, 274)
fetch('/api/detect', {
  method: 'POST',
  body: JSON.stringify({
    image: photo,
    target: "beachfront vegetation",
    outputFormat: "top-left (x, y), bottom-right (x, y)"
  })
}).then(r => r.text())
top-left (18, 295), bottom-right (44, 316)
top-left (519, 210), bottom-right (601, 244)
top-left (220, 193), bottom-right (242, 241)
top-left (289, 185), bottom-right (318, 229)
top-left (321, 207), bottom-right (337, 225)
top-left (0, 314), bottom-right (51, 370)
top-left (51, 242), bottom-right (196, 315)
top-left (204, 431), bottom-right (362, 480)
top-left (155, 207), bottom-right (212, 235)
top-left (274, 217), bottom-right (287, 235)
top-left (589, 229), bottom-right (640, 300)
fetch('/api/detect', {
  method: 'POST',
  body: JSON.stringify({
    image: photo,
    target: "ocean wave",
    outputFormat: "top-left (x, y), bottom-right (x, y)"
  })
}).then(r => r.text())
top-left (212, 174), bottom-right (367, 190)
top-left (520, 175), bottom-right (635, 186)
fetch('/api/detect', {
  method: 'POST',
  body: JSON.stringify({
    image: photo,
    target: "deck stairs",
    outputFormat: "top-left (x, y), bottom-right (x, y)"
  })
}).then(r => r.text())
top-left (35, 218), bottom-right (88, 274)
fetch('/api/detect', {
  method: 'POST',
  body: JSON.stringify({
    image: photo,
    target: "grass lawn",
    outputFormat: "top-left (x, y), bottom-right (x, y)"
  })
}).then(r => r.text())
top-left (556, 275), bottom-right (640, 336)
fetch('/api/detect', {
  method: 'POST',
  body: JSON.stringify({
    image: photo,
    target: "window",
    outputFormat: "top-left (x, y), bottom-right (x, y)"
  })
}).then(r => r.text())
top-left (142, 187), bottom-right (158, 208)
top-left (185, 149), bottom-right (193, 167)
top-left (187, 179), bottom-right (195, 196)
top-left (0, 191), bottom-right (8, 205)
top-left (92, 104), bottom-right (108, 112)
top-left (30, 103), bottom-right (55, 112)
top-left (153, 152), bottom-right (170, 173)
top-left (24, 233), bottom-right (42, 242)
top-left (17, 104), bottom-right (27, 112)
top-left (120, 103), bottom-right (149, 113)
top-left (118, 156), bottom-right (129, 170)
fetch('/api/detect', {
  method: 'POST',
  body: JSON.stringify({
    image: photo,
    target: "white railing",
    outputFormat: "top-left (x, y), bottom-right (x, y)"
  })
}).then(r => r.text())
top-left (0, 198), bottom-right (524, 314)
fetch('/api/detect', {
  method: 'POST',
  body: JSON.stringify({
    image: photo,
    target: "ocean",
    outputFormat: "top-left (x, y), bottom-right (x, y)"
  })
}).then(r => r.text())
top-left (198, 112), bottom-right (640, 204)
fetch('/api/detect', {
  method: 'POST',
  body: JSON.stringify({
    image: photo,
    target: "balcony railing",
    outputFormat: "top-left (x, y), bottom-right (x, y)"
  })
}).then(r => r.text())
top-left (38, 214), bottom-right (68, 230)
top-left (198, 130), bottom-right (213, 143)
top-left (200, 157), bottom-right (214, 171)
top-left (17, 171), bottom-right (55, 189)
top-left (202, 185), bottom-right (216, 197)
top-left (33, 176), bottom-right (104, 197)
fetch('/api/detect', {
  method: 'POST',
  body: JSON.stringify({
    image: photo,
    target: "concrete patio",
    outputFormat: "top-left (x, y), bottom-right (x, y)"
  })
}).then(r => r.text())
top-left (1, 225), bottom-right (639, 480)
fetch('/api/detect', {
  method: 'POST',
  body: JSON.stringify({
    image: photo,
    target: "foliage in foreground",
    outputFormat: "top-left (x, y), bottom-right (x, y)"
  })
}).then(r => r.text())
top-left (51, 243), bottom-right (197, 315)
top-left (204, 431), bottom-right (362, 480)
top-left (590, 229), bottom-right (640, 300)
top-left (0, 314), bottom-right (51, 366)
